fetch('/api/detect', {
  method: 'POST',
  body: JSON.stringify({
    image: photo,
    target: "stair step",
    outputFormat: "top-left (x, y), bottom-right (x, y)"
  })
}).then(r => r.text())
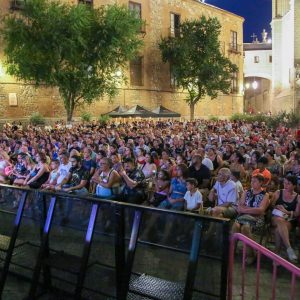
top-left (129, 274), bottom-right (184, 300)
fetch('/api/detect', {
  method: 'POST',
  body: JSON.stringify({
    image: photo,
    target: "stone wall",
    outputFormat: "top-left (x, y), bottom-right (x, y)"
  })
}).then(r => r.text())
top-left (0, 0), bottom-right (244, 120)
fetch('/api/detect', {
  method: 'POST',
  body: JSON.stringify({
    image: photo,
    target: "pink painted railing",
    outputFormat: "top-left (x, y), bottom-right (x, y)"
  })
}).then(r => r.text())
top-left (228, 233), bottom-right (300, 300)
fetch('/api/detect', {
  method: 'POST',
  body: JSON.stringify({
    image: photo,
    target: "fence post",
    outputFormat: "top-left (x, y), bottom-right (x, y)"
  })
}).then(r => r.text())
top-left (0, 190), bottom-right (28, 296)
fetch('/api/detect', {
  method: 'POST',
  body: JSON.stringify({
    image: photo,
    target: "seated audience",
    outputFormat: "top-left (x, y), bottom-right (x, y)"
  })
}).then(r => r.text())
top-left (272, 175), bottom-right (300, 262)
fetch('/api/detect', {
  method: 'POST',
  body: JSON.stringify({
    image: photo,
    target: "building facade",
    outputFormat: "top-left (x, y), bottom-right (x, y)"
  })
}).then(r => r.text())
top-left (271, 0), bottom-right (300, 113)
top-left (243, 33), bottom-right (272, 114)
top-left (0, 0), bottom-right (244, 121)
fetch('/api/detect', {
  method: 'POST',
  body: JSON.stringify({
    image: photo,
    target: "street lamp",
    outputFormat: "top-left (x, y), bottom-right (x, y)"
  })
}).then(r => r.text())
top-left (244, 79), bottom-right (259, 114)
top-left (252, 80), bottom-right (258, 90)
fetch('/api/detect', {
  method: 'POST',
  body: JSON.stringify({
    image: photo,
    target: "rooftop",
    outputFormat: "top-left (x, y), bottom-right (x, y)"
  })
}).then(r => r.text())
top-left (244, 43), bottom-right (272, 51)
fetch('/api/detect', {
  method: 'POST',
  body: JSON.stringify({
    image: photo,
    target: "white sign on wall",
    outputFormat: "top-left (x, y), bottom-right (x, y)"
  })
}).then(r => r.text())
top-left (8, 93), bottom-right (17, 106)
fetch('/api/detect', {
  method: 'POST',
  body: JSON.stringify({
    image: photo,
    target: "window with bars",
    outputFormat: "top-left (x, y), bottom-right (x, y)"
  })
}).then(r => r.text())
top-left (130, 57), bottom-right (143, 86)
top-left (170, 13), bottom-right (180, 37)
top-left (230, 31), bottom-right (238, 50)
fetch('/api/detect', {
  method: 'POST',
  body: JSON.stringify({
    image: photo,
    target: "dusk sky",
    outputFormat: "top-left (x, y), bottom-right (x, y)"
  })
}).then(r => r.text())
top-left (206, 0), bottom-right (272, 43)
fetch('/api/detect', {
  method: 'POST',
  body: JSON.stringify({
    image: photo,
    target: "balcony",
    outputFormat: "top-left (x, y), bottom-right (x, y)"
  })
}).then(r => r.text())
top-left (228, 43), bottom-right (242, 54)
top-left (10, 0), bottom-right (25, 10)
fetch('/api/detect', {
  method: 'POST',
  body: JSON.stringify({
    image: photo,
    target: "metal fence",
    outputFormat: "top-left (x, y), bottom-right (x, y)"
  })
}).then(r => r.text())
top-left (0, 184), bottom-right (230, 300)
top-left (228, 233), bottom-right (300, 300)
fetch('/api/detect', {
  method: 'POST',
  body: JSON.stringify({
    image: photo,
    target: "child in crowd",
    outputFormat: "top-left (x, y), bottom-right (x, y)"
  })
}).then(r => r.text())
top-left (184, 178), bottom-right (203, 212)
top-left (41, 159), bottom-right (60, 190)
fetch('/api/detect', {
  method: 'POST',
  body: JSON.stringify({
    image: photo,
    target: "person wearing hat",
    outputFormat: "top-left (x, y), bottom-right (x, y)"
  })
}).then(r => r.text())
top-left (252, 157), bottom-right (272, 188)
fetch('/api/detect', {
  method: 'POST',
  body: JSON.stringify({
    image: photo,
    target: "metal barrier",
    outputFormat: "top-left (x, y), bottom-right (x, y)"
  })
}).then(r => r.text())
top-left (228, 233), bottom-right (300, 300)
top-left (0, 184), bottom-right (230, 299)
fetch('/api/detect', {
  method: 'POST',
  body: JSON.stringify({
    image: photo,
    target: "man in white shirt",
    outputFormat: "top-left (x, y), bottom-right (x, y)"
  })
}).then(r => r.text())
top-left (208, 168), bottom-right (238, 219)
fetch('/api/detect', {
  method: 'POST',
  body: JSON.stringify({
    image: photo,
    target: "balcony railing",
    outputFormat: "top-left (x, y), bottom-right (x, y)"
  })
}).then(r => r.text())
top-left (10, 0), bottom-right (25, 10)
top-left (228, 43), bottom-right (242, 54)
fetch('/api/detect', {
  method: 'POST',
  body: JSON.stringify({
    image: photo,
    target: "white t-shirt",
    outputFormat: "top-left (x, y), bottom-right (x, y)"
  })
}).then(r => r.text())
top-left (184, 189), bottom-right (203, 210)
top-left (213, 180), bottom-right (237, 206)
top-left (57, 162), bottom-right (72, 184)
top-left (202, 157), bottom-right (214, 171)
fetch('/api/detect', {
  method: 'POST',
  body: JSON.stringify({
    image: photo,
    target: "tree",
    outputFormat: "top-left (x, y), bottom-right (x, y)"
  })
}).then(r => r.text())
top-left (159, 16), bottom-right (238, 120)
top-left (1, 0), bottom-right (143, 121)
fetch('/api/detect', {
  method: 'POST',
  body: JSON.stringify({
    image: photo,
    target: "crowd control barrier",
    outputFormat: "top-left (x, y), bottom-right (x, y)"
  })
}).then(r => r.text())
top-left (0, 184), bottom-right (230, 299)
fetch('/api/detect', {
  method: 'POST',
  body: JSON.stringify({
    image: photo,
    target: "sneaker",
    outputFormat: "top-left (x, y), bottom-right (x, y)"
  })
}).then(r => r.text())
top-left (287, 247), bottom-right (297, 262)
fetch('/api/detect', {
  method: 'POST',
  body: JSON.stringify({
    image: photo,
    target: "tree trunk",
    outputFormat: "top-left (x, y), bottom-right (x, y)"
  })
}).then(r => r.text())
top-left (64, 96), bottom-right (75, 123)
top-left (67, 109), bottom-right (73, 123)
top-left (190, 102), bottom-right (195, 121)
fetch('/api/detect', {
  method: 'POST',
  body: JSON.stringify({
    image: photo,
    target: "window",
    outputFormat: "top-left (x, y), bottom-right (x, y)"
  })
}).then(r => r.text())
top-left (230, 31), bottom-right (238, 50)
top-left (269, 55), bottom-right (272, 63)
top-left (129, 1), bottom-right (142, 19)
top-left (170, 64), bottom-right (178, 88)
top-left (231, 72), bottom-right (238, 93)
top-left (78, 0), bottom-right (93, 6)
top-left (170, 13), bottom-right (180, 37)
top-left (254, 56), bottom-right (259, 63)
top-left (10, 0), bottom-right (25, 10)
top-left (130, 57), bottom-right (143, 86)
top-left (129, 2), bottom-right (146, 34)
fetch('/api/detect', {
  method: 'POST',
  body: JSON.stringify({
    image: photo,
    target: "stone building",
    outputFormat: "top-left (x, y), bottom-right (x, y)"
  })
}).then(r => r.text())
top-left (0, 0), bottom-right (244, 121)
top-left (271, 0), bottom-right (300, 113)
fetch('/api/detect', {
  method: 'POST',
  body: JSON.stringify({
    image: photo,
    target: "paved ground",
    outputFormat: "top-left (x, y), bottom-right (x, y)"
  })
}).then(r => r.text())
top-left (0, 188), bottom-right (299, 299)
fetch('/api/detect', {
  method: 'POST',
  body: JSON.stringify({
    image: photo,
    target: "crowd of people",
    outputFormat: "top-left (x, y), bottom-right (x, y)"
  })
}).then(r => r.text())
top-left (0, 119), bottom-right (299, 263)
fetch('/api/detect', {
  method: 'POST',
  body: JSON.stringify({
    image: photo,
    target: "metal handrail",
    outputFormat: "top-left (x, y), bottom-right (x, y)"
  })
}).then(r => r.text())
top-left (228, 233), bottom-right (300, 300)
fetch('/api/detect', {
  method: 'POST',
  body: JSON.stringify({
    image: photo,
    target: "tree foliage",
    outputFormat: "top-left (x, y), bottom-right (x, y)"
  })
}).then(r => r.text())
top-left (159, 16), bottom-right (238, 120)
top-left (1, 0), bottom-right (143, 121)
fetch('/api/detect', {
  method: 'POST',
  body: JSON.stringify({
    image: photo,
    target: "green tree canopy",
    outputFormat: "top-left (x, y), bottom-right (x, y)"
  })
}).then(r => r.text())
top-left (1, 0), bottom-right (143, 121)
top-left (159, 16), bottom-right (238, 120)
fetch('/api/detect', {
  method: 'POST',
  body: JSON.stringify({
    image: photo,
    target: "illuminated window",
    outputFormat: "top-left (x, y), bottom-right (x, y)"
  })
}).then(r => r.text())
top-left (130, 57), bottom-right (143, 86)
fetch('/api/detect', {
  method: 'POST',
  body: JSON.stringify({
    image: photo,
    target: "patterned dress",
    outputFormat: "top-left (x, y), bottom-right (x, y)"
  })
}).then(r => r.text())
top-left (236, 189), bottom-right (266, 231)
